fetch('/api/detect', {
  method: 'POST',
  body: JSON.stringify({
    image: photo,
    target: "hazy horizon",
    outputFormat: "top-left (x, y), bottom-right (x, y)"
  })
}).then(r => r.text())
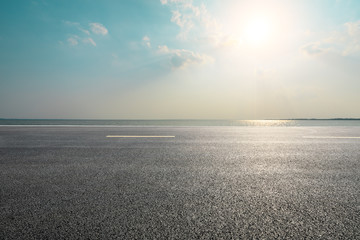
top-left (1, 118), bottom-right (360, 120)
top-left (1, 0), bottom-right (360, 119)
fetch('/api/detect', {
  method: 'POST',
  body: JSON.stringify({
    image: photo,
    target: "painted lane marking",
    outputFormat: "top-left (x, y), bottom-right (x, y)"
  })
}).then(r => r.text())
top-left (303, 136), bottom-right (360, 139)
top-left (106, 135), bottom-right (175, 138)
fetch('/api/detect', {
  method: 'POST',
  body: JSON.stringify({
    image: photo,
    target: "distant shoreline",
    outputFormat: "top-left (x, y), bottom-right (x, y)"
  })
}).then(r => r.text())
top-left (1, 118), bottom-right (360, 127)
top-left (272, 118), bottom-right (360, 121)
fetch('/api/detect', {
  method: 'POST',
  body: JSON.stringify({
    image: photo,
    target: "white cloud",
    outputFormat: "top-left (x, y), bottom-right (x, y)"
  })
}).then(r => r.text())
top-left (89, 23), bottom-right (108, 35)
top-left (63, 21), bottom-right (108, 47)
top-left (63, 21), bottom-right (90, 35)
top-left (301, 43), bottom-right (326, 56)
top-left (83, 38), bottom-right (96, 46)
top-left (67, 36), bottom-right (78, 46)
top-left (161, 0), bottom-right (230, 47)
top-left (157, 45), bottom-right (170, 53)
top-left (300, 21), bottom-right (360, 77)
top-left (171, 10), bottom-right (184, 27)
top-left (343, 20), bottom-right (360, 55)
top-left (157, 45), bottom-right (213, 69)
top-left (303, 20), bottom-right (360, 57)
top-left (142, 35), bottom-right (151, 48)
top-left (345, 20), bottom-right (360, 36)
top-left (156, 0), bottom-right (225, 70)
top-left (79, 28), bottom-right (90, 35)
top-left (63, 21), bottom-right (92, 36)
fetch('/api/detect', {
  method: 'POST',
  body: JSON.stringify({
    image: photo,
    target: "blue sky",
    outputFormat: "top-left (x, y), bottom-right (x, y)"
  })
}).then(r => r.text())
top-left (1, 0), bottom-right (360, 119)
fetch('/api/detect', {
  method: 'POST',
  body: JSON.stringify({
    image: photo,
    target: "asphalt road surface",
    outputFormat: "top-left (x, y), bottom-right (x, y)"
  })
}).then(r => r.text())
top-left (1, 126), bottom-right (359, 239)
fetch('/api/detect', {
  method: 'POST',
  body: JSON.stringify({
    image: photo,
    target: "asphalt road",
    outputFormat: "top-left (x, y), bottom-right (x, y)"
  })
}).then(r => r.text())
top-left (1, 126), bottom-right (359, 239)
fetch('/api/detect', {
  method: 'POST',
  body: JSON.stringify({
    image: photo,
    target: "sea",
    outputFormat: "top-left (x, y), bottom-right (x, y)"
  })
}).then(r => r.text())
top-left (1, 119), bottom-right (360, 127)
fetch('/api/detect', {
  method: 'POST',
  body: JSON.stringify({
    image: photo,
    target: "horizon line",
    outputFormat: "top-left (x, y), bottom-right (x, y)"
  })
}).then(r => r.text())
top-left (1, 118), bottom-right (360, 121)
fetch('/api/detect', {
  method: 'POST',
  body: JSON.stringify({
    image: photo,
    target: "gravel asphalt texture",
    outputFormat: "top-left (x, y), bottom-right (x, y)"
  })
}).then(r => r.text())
top-left (1, 126), bottom-right (359, 239)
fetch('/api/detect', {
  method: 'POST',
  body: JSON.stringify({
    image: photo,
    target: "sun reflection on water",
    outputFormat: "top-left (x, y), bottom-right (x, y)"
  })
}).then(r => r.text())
top-left (241, 120), bottom-right (296, 127)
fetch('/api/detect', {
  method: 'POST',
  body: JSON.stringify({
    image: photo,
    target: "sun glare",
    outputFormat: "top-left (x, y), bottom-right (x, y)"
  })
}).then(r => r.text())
top-left (244, 17), bottom-right (271, 45)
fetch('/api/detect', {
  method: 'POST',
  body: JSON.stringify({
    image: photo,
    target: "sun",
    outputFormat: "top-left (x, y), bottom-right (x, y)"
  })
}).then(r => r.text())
top-left (244, 17), bottom-right (271, 46)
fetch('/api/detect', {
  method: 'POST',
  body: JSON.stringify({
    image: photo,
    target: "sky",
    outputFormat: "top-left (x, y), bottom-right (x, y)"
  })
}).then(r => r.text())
top-left (0, 0), bottom-right (359, 119)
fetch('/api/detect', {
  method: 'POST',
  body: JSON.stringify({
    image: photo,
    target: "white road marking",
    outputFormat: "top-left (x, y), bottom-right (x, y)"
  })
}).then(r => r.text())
top-left (106, 135), bottom-right (175, 138)
top-left (303, 136), bottom-right (360, 139)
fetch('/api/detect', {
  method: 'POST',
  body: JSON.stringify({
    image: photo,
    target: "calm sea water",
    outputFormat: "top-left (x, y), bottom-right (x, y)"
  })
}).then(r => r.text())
top-left (1, 119), bottom-right (360, 126)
